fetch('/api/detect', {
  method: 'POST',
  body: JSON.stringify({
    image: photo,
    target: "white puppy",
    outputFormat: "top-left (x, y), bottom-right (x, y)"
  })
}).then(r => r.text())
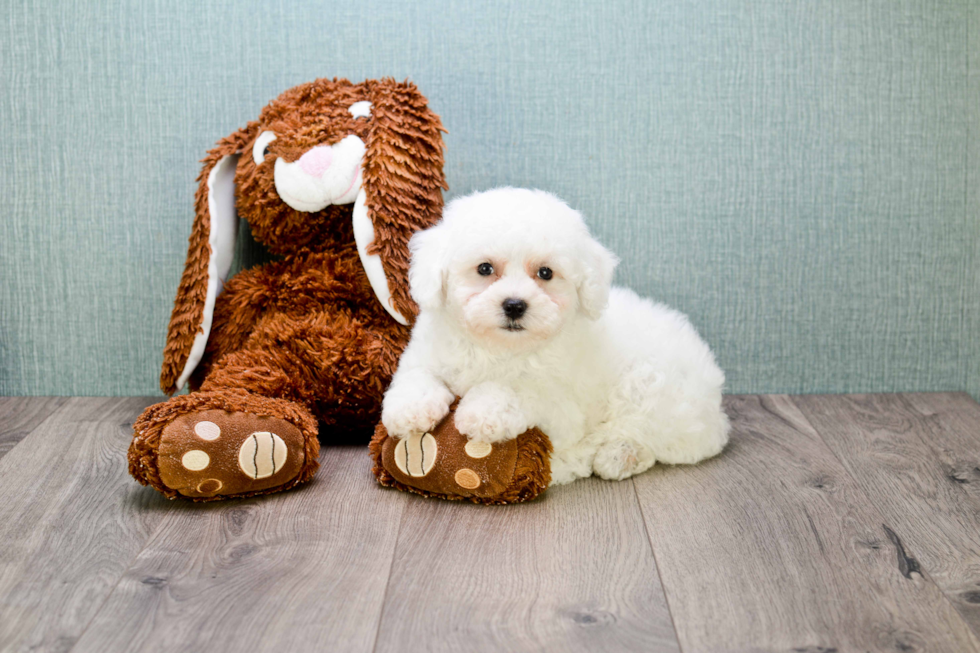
top-left (381, 188), bottom-right (729, 485)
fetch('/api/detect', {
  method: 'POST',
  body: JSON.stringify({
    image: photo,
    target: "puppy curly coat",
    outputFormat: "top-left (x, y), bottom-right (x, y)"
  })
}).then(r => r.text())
top-left (382, 188), bottom-right (729, 485)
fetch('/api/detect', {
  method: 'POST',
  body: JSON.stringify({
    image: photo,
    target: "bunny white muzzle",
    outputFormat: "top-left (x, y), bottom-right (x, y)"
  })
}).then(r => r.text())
top-left (274, 135), bottom-right (365, 212)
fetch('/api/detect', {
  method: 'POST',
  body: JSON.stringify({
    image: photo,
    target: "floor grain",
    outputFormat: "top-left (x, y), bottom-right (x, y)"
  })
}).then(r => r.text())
top-left (3, 394), bottom-right (980, 652)
top-left (794, 392), bottom-right (980, 637)
top-left (633, 394), bottom-right (980, 653)
top-left (373, 475), bottom-right (679, 653)
top-left (0, 396), bottom-right (69, 460)
top-left (0, 396), bottom-right (165, 653)
top-left (72, 446), bottom-right (409, 653)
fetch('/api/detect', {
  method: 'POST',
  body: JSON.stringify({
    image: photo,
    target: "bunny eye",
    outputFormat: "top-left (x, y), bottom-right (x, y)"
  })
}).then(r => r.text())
top-left (348, 101), bottom-right (372, 119)
top-left (252, 131), bottom-right (277, 165)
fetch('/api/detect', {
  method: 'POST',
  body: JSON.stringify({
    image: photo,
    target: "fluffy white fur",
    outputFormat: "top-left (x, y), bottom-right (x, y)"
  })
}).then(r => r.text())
top-left (382, 188), bottom-right (730, 485)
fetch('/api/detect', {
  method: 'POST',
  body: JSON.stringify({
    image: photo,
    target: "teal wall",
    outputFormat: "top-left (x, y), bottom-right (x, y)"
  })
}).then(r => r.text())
top-left (1, 0), bottom-right (977, 398)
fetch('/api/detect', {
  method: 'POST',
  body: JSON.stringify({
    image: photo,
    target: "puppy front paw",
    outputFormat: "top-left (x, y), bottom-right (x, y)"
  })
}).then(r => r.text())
top-left (382, 386), bottom-right (454, 439)
top-left (454, 388), bottom-right (529, 443)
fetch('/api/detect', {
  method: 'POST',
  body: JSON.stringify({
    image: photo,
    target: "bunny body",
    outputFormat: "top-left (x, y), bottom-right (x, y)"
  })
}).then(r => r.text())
top-left (129, 79), bottom-right (446, 500)
top-left (193, 246), bottom-right (400, 425)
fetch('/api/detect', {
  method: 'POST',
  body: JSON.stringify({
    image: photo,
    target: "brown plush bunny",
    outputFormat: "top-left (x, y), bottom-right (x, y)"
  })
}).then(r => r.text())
top-left (129, 78), bottom-right (446, 501)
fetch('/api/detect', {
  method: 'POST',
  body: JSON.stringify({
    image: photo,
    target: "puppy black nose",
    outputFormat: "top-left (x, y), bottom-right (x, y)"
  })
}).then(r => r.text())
top-left (502, 298), bottom-right (527, 319)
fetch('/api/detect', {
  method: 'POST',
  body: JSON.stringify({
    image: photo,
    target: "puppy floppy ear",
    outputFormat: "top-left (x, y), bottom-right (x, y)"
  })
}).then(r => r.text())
top-left (577, 236), bottom-right (619, 319)
top-left (357, 78), bottom-right (447, 325)
top-left (159, 122), bottom-right (258, 395)
top-left (407, 222), bottom-right (450, 311)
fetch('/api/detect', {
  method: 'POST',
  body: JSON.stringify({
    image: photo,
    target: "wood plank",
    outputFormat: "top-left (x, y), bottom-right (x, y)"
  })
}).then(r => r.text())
top-left (634, 394), bottom-right (980, 653)
top-left (901, 392), bottom-right (980, 510)
top-left (374, 476), bottom-right (679, 653)
top-left (0, 396), bottom-right (167, 652)
top-left (72, 446), bottom-right (409, 653)
top-left (794, 392), bottom-right (980, 636)
top-left (0, 396), bottom-right (69, 460)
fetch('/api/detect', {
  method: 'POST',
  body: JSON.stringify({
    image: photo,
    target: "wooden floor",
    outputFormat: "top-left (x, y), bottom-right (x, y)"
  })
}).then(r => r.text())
top-left (1, 394), bottom-right (979, 652)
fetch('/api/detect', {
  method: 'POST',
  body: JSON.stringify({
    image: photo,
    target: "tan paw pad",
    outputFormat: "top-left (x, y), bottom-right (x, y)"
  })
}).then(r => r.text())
top-left (394, 433), bottom-right (438, 477)
top-left (238, 432), bottom-right (288, 480)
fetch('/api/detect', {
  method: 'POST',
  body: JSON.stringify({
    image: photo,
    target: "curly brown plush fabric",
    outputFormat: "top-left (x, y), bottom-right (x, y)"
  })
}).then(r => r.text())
top-left (130, 78), bottom-right (446, 500)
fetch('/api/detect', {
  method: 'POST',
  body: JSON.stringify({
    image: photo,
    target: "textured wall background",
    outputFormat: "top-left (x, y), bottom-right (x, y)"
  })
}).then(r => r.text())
top-left (1, 0), bottom-right (977, 397)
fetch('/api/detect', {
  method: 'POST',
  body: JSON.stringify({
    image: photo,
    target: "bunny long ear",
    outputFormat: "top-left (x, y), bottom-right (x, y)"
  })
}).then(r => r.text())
top-left (159, 123), bottom-right (257, 394)
top-left (357, 79), bottom-right (447, 325)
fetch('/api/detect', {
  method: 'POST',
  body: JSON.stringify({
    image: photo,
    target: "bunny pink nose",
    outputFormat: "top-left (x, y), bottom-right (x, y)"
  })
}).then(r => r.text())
top-left (298, 146), bottom-right (333, 177)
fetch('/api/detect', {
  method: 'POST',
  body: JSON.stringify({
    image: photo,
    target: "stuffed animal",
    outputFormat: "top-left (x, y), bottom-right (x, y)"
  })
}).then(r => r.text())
top-left (129, 78), bottom-right (447, 500)
top-left (370, 401), bottom-right (552, 504)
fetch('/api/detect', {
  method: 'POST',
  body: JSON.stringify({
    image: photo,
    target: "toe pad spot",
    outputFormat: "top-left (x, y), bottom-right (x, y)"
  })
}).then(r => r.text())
top-left (194, 421), bottom-right (221, 441)
top-left (197, 479), bottom-right (222, 494)
top-left (464, 440), bottom-right (492, 459)
top-left (182, 450), bottom-right (210, 471)
top-left (455, 468), bottom-right (481, 489)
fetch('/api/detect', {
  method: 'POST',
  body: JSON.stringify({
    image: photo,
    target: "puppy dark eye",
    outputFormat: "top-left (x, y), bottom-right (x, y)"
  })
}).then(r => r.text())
top-left (263, 146), bottom-right (271, 157)
top-left (537, 267), bottom-right (553, 281)
top-left (477, 262), bottom-right (494, 276)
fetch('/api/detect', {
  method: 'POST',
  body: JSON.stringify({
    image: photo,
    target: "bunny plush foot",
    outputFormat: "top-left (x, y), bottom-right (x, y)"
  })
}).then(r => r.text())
top-left (370, 400), bottom-right (553, 504)
top-left (130, 392), bottom-right (319, 500)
